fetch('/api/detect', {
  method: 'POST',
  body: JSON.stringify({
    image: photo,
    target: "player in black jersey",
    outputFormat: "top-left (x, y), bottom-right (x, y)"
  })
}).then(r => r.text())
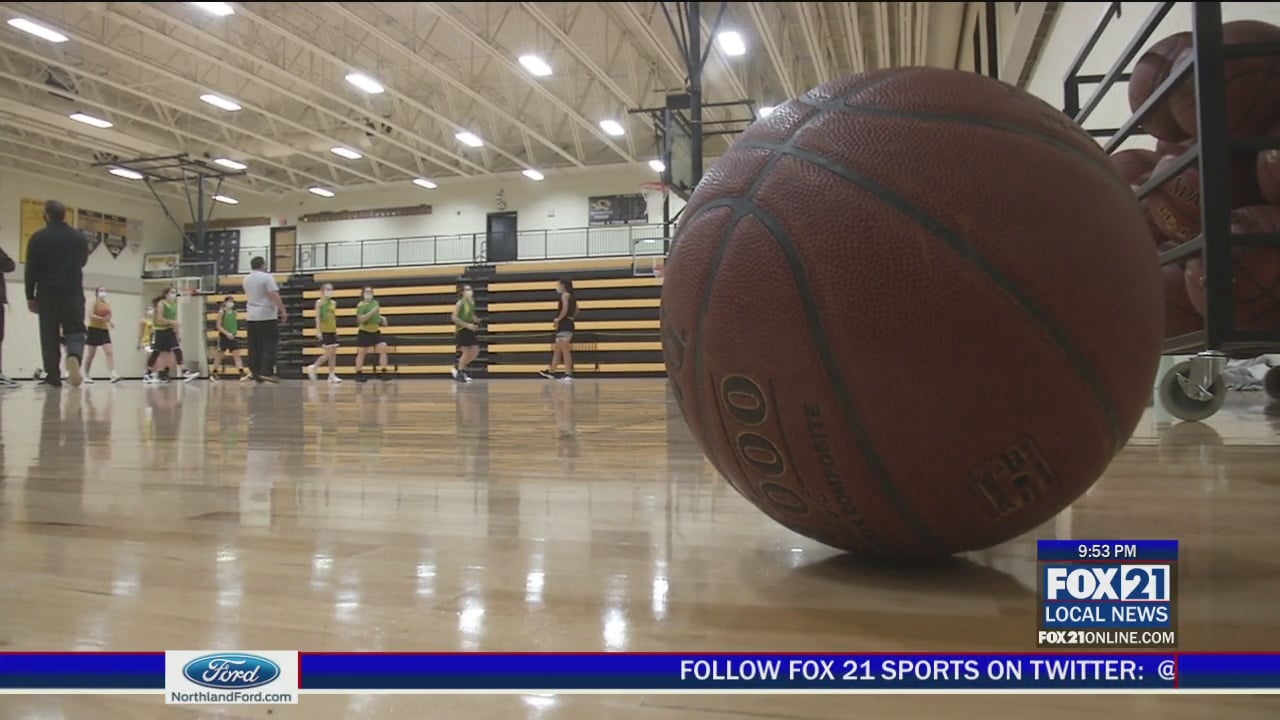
top-left (539, 278), bottom-right (575, 383)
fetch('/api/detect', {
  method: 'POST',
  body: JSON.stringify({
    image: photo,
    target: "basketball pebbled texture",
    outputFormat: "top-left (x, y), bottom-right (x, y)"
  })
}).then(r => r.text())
top-left (1169, 20), bottom-right (1280, 138)
top-left (660, 68), bottom-right (1164, 559)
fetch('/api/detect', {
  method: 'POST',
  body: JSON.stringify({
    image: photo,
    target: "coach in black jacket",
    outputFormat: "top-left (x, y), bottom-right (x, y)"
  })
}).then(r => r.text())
top-left (24, 200), bottom-right (89, 387)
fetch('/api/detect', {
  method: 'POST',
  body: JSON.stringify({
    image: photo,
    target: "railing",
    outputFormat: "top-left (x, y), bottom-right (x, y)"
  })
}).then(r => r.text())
top-left (234, 223), bottom-right (669, 274)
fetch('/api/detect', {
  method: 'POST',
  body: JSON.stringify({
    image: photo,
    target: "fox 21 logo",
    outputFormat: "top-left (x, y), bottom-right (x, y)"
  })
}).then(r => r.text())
top-left (1045, 565), bottom-right (1171, 601)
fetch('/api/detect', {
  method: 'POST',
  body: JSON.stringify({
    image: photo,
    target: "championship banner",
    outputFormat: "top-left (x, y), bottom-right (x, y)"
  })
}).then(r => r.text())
top-left (19, 198), bottom-right (43, 263)
top-left (0, 653), bottom-right (1278, 698)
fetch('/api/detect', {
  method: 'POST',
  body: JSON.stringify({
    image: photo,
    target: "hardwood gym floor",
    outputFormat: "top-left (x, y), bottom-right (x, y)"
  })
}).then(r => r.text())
top-left (0, 379), bottom-right (1277, 718)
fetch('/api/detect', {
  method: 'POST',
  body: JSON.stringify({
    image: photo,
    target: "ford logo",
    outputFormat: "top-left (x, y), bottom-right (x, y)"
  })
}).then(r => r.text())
top-left (182, 653), bottom-right (281, 690)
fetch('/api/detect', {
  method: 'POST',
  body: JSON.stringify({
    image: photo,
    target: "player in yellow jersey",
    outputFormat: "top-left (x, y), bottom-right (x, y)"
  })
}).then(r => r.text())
top-left (82, 286), bottom-right (120, 383)
top-left (211, 296), bottom-right (247, 382)
top-left (353, 286), bottom-right (390, 382)
top-left (305, 283), bottom-right (342, 383)
top-left (138, 306), bottom-right (156, 380)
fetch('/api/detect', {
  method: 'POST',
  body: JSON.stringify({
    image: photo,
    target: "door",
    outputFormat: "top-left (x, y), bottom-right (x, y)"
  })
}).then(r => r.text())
top-left (486, 212), bottom-right (518, 263)
top-left (271, 226), bottom-right (297, 273)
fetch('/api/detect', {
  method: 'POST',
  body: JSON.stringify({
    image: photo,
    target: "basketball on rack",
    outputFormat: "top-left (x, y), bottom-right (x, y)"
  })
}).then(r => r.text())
top-left (1161, 243), bottom-right (1203, 339)
top-left (1128, 31), bottom-right (1193, 142)
top-left (1184, 206), bottom-right (1280, 330)
top-left (1168, 20), bottom-right (1280, 138)
top-left (1257, 120), bottom-right (1280, 204)
top-left (1146, 143), bottom-right (1263, 244)
top-left (660, 68), bottom-right (1163, 559)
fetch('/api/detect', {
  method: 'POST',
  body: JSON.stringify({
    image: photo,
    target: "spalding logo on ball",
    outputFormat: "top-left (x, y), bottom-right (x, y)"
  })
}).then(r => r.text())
top-left (659, 68), bottom-right (1163, 560)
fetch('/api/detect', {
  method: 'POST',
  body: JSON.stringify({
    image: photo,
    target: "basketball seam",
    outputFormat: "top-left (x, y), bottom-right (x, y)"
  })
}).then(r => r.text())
top-left (678, 68), bottom-right (940, 553)
top-left (735, 138), bottom-right (1126, 452)
top-left (795, 96), bottom-right (1131, 194)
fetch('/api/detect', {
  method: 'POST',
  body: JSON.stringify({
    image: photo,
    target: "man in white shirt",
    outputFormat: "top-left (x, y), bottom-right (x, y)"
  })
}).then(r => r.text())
top-left (241, 256), bottom-right (287, 383)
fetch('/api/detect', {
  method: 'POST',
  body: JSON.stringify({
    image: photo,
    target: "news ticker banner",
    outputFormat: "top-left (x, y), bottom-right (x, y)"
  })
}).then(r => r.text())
top-left (0, 653), bottom-right (1279, 700)
top-left (1038, 539), bottom-right (1177, 648)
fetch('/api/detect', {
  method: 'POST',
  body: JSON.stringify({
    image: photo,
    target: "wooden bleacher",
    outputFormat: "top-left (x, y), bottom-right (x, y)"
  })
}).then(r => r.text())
top-left (211, 258), bottom-right (665, 378)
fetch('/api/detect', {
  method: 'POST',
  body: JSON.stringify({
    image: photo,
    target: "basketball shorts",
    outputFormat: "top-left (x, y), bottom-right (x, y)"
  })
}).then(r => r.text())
top-left (456, 328), bottom-right (477, 348)
top-left (320, 332), bottom-right (338, 347)
top-left (555, 331), bottom-right (574, 342)
top-left (153, 328), bottom-right (179, 352)
top-left (218, 335), bottom-right (240, 352)
top-left (86, 327), bottom-right (111, 346)
top-left (356, 330), bottom-right (383, 348)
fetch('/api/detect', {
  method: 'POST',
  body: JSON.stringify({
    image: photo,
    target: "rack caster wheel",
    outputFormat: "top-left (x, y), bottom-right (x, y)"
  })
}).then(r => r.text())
top-left (1265, 365), bottom-right (1280, 403)
top-left (1158, 360), bottom-right (1226, 422)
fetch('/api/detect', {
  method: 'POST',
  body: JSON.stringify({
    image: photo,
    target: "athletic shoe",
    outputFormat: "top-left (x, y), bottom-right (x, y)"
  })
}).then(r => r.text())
top-left (66, 356), bottom-right (82, 387)
top-left (82, 376), bottom-right (96, 384)
top-left (450, 366), bottom-right (459, 379)
top-left (307, 364), bottom-right (318, 382)
top-left (209, 371), bottom-right (221, 382)
top-left (558, 374), bottom-right (573, 384)
top-left (239, 373), bottom-right (253, 383)
top-left (328, 374), bottom-right (343, 384)
top-left (538, 369), bottom-right (555, 379)
top-left (259, 375), bottom-right (280, 384)
top-left (454, 371), bottom-right (467, 384)
top-left (380, 372), bottom-right (393, 382)
top-left (110, 372), bottom-right (121, 384)
top-left (143, 373), bottom-right (163, 385)
top-left (0, 375), bottom-right (18, 388)
top-left (38, 379), bottom-right (63, 389)
top-left (463, 372), bottom-right (473, 384)
top-left (183, 369), bottom-right (200, 381)
top-left (355, 373), bottom-right (368, 383)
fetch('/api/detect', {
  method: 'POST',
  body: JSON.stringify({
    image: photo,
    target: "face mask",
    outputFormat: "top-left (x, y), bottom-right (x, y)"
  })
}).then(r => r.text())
top-left (323, 289), bottom-right (333, 298)
top-left (97, 291), bottom-right (107, 299)
top-left (225, 302), bottom-right (234, 309)
top-left (363, 293), bottom-right (373, 301)
top-left (166, 292), bottom-right (176, 301)
top-left (463, 289), bottom-right (473, 299)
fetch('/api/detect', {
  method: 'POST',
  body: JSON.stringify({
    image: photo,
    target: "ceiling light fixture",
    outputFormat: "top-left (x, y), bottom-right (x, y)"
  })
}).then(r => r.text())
top-left (717, 30), bottom-right (746, 56)
top-left (308, 187), bottom-right (335, 198)
top-left (518, 55), bottom-right (552, 77)
top-left (199, 93), bottom-right (242, 112)
top-left (189, 2), bottom-right (234, 17)
top-left (108, 167), bottom-right (144, 180)
top-left (522, 168), bottom-right (544, 181)
top-left (6, 18), bottom-right (69, 43)
top-left (455, 131), bottom-right (483, 148)
top-left (213, 158), bottom-right (247, 171)
top-left (69, 112), bottom-right (112, 129)
top-left (344, 72), bottom-right (385, 95)
top-left (211, 194), bottom-right (239, 205)
top-left (412, 178), bottom-right (438, 189)
top-left (599, 119), bottom-right (625, 137)
top-left (648, 159), bottom-right (665, 172)
top-left (330, 146), bottom-right (363, 160)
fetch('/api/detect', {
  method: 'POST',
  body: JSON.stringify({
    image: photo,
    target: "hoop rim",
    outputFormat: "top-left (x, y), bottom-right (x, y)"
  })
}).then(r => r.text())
top-left (640, 181), bottom-right (672, 193)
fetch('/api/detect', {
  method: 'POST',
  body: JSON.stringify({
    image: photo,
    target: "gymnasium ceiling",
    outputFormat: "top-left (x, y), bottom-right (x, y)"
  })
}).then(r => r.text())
top-left (0, 2), bottom-right (969, 202)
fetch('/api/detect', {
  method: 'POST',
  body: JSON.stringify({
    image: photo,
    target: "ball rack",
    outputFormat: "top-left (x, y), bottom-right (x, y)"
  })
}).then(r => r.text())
top-left (1063, 1), bottom-right (1280, 420)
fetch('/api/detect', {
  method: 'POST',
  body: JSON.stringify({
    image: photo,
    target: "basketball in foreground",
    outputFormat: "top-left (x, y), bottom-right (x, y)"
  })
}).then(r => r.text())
top-left (660, 68), bottom-right (1164, 559)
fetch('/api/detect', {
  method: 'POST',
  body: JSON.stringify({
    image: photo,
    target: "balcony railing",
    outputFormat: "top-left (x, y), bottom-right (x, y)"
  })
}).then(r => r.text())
top-left (236, 223), bottom-right (669, 274)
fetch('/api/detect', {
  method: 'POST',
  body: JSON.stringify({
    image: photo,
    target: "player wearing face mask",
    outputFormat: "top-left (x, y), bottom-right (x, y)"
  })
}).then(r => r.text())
top-left (354, 286), bottom-right (390, 382)
top-left (81, 287), bottom-right (119, 383)
top-left (451, 284), bottom-right (480, 383)
top-left (305, 283), bottom-right (342, 383)
top-left (211, 296), bottom-right (247, 382)
top-left (147, 288), bottom-right (180, 383)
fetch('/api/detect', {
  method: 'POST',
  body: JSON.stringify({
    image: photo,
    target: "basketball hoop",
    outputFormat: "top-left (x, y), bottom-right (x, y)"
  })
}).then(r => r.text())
top-left (641, 181), bottom-right (672, 197)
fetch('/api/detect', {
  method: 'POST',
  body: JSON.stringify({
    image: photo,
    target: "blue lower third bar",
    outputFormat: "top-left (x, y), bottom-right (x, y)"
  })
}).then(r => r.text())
top-left (0, 653), bottom-right (164, 689)
top-left (300, 654), bottom-right (1178, 690)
